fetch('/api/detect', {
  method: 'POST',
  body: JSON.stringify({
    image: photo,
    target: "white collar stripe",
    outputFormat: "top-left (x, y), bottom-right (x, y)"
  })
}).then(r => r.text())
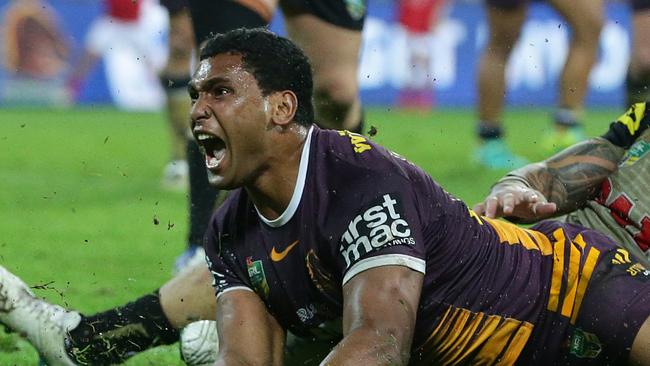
top-left (256, 126), bottom-right (314, 227)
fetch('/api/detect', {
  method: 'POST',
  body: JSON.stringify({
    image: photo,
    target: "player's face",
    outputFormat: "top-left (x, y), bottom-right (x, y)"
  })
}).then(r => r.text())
top-left (188, 53), bottom-right (273, 189)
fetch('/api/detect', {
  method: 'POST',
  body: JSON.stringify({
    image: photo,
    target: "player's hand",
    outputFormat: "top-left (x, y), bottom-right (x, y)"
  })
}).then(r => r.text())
top-left (473, 184), bottom-right (557, 222)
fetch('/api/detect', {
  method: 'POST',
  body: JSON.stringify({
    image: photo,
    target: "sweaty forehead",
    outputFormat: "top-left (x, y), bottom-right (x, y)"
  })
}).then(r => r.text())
top-left (193, 53), bottom-right (248, 83)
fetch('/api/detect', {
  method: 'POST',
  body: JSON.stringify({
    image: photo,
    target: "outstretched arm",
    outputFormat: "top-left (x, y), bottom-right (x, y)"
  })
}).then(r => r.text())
top-left (474, 137), bottom-right (624, 223)
top-left (214, 290), bottom-right (285, 366)
top-left (321, 265), bottom-right (423, 366)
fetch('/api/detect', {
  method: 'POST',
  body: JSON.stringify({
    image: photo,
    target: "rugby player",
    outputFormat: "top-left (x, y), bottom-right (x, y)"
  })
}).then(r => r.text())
top-left (475, 102), bottom-right (650, 266)
top-left (191, 29), bottom-right (650, 366)
top-left (475, 0), bottom-right (603, 168)
top-left (176, 0), bottom-right (368, 272)
top-left (3, 28), bottom-right (650, 366)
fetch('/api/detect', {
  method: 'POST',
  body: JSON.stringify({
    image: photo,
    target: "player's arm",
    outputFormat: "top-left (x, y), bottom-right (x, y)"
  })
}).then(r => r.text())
top-left (474, 137), bottom-right (624, 223)
top-left (214, 289), bottom-right (285, 366)
top-left (320, 265), bottom-right (423, 366)
top-left (475, 103), bottom-right (650, 222)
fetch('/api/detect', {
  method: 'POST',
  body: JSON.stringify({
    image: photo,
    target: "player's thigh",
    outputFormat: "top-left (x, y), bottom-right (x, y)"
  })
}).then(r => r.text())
top-left (483, 2), bottom-right (527, 51)
top-left (548, 0), bottom-right (604, 36)
top-left (282, 0), bottom-right (364, 99)
top-left (167, 10), bottom-right (194, 72)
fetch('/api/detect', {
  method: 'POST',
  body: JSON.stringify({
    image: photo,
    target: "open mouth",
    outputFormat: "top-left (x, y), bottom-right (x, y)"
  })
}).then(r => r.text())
top-left (196, 133), bottom-right (226, 169)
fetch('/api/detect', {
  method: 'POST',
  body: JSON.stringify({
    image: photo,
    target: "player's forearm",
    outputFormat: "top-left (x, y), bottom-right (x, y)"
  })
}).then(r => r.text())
top-left (496, 138), bottom-right (623, 215)
top-left (320, 326), bottom-right (411, 366)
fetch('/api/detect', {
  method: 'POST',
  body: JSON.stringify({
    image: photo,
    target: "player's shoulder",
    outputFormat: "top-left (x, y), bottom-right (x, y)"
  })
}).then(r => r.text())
top-left (312, 127), bottom-right (419, 182)
top-left (602, 102), bottom-right (650, 148)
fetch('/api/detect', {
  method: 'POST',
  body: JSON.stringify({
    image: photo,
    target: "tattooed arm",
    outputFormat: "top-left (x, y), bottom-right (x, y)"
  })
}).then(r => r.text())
top-left (474, 103), bottom-right (650, 223)
top-left (474, 138), bottom-right (624, 223)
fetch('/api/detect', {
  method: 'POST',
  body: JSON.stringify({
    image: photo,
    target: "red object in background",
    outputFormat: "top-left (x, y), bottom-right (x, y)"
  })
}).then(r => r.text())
top-left (106, 0), bottom-right (141, 21)
top-left (398, 0), bottom-right (445, 34)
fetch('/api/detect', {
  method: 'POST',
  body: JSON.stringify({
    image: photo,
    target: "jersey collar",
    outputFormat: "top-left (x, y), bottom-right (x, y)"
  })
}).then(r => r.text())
top-left (255, 125), bottom-right (314, 227)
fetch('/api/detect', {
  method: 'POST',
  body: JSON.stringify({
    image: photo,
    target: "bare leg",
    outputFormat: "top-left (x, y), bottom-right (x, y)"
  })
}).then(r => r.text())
top-left (284, 13), bottom-right (362, 131)
top-left (162, 8), bottom-right (194, 163)
top-left (160, 262), bottom-right (216, 329)
top-left (627, 8), bottom-right (650, 104)
top-left (549, 0), bottom-right (604, 112)
top-left (477, 5), bottom-right (527, 128)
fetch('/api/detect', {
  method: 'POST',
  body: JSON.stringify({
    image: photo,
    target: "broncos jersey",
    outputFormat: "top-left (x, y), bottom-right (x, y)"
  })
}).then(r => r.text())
top-left (205, 126), bottom-right (650, 365)
top-left (566, 102), bottom-right (650, 265)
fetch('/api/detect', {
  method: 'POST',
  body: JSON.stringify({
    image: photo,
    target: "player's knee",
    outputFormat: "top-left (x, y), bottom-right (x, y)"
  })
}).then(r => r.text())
top-left (313, 77), bottom-right (359, 126)
top-left (315, 70), bottom-right (358, 104)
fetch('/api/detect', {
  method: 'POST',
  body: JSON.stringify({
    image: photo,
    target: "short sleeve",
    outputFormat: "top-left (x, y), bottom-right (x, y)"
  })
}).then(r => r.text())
top-left (334, 173), bottom-right (427, 286)
top-left (203, 212), bottom-right (254, 299)
top-left (602, 102), bottom-right (650, 149)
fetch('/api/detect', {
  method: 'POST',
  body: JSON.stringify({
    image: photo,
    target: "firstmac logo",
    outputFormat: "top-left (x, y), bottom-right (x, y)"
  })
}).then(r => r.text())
top-left (339, 194), bottom-right (414, 268)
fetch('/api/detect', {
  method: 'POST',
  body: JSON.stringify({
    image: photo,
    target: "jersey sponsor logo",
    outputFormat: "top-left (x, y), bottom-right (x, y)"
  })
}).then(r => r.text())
top-left (615, 102), bottom-right (647, 136)
top-left (620, 140), bottom-right (650, 166)
top-left (246, 257), bottom-right (270, 298)
top-left (569, 328), bottom-right (602, 359)
top-left (270, 240), bottom-right (299, 262)
top-left (339, 193), bottom-right (415, 268)
top-left (338, 130), bottom-right (372, 153)
top-left (612, 248), bottom-right (632, 265)
top-left (610, 248), bottom-right (649, 279)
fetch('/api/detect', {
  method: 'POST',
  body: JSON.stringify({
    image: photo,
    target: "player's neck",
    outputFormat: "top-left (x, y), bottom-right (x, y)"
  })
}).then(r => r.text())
top-left (246, 126), bottom-right (308, 220)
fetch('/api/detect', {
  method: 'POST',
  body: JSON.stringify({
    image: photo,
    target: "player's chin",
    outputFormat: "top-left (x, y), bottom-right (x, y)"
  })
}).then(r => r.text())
top-left (206, 171), bottom-right (238, 190)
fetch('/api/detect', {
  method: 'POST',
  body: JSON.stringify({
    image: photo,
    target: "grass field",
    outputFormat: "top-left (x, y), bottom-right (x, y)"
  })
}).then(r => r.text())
top-left (0, 106), bottom-right (620, 365)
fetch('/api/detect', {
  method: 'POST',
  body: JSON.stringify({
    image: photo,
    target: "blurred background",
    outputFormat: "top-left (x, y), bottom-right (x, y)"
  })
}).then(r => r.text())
top-left (0, 0), bottom-right (633, 110)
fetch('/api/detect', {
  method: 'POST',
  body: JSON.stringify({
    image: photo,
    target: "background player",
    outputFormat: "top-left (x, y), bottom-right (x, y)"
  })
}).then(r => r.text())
top-left (159, 0), bottom-right (195, 191)
top-left (475, 0), bottom-right (604, 169)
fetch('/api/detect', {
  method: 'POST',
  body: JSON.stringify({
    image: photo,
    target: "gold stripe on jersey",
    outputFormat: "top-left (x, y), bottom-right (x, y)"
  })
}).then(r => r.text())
top-left (417, 306), bottom-right (533, 365)
top-left (483, 218), bottom-right (553, 255)
top-left (548, 229), bottom-right (566, 312)
top-left (560, 237), bottom-right (582, 318)
top-left (571, 235), bottom-right (601, 324)
top-left (546, 230), bottom-right (602, 323)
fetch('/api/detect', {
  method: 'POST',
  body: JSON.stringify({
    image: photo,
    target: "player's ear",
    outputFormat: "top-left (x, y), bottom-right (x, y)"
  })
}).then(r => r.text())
top-left (270, 90), bottom-right (297, 126)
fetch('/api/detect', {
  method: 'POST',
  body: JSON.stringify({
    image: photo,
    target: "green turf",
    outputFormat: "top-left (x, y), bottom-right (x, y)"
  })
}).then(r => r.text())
top-left (0, 105), bottom-right (619, 364)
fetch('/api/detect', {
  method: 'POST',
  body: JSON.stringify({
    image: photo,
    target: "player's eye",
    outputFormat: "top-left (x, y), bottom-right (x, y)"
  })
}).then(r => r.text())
top-left (188, 87), bottom-right (199, 103)
top-left (213, 87), bottom-right (230, 97)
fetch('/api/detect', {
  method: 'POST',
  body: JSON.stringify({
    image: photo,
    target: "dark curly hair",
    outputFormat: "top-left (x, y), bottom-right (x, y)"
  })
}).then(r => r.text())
top-left (200, 28), bottom-right (314, 126)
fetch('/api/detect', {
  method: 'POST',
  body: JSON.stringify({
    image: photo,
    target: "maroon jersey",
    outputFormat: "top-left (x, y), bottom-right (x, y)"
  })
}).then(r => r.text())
top-left (205, 127), bottom-right (650, 365)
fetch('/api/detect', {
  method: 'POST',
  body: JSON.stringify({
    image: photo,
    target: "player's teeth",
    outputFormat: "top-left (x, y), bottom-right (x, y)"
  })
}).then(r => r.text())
top-left (213, 149), bottom-right (225, 160)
